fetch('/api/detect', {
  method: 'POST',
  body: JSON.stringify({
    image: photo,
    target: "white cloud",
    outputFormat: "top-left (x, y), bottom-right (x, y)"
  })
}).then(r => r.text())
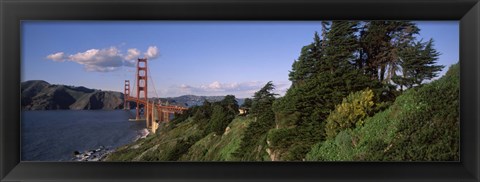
top-left (208, 81), bottom-right (222, 90)
top-left (124, 48), bottom-right (140, 61)
top-left (46, 52), bottom-right (66, 62)
top-left (66, 47), bottom-right (124, 72)
top-left (46, 45), bottom-right (161, 72)
top-left (175, 81), bottom-right (278, 98)
top-left (144, 46), bottom-right (159, 59)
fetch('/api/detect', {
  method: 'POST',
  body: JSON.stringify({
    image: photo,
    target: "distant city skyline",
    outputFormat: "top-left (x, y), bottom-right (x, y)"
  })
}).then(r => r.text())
top-left (22, 21), bottom-right (459, 98)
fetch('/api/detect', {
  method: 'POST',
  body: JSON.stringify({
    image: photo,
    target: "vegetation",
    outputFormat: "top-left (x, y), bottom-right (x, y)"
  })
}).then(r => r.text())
top-left (306, 63), bottom-right (459, 161)
top-left (106, 21), bottom-right (459, 161)
top-left (324, 89), bottom-right (377, 139)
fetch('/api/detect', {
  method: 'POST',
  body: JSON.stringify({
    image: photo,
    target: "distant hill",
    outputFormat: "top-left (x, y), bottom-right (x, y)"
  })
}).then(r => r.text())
top-left (21, 80), bottom-right (124, 110)
top-left (154, 95), bottom-right (245, 108)
top-left (21, 80), bottom-right (246, 110)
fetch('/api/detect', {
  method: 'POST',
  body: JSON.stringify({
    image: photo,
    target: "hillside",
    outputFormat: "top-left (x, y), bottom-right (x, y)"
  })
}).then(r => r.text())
top-left (305, 63), bottom-right (459, 161)
top-left (105, 63), bottom-right (459, 162)
top-left (21, 80), bottom-right (124, 110)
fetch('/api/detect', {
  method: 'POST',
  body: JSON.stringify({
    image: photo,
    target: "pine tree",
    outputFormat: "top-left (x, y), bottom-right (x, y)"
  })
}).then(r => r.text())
top-left (221, 95), bottom-right (239, 115)
top-left (288, 32), bottom-right (323, 87)
top-left (241, 98), bottom-right (253, 108)
top-left (235, 82), bottom-right (277, 160)
top-left (393, 39), bottom-right (444, 90)
top-left (251, 81), bottom-right (277, 116)
top-left (360, 21), bottom-right (420, 82)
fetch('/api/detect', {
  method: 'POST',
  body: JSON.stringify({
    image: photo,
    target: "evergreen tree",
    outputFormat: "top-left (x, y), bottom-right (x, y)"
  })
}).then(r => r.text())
top-left (241, 98), bottom-right (253, 108)
top-left (251, 81), bottom-right (278, 115)
top-left (205, 96), bottom-right (239, 135)
top-left (235, 82), bottom-right (277, 160)
top-left (393, 39), bottom-right (444, 90)
top-left (288, 32), bottom-right (323, 87)
top-left (221, 95), bottom-right (239, 115)
top-left (415, 39), bottom-right (444, 84)
top-left (360, 21), bottom-right (420, 82)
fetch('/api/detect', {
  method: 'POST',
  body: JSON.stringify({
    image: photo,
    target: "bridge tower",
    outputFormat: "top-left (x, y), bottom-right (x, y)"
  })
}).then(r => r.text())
top-left (124, 80), bottom-right (130, 110)
top-left (136, 58), bottom-right (148, 120)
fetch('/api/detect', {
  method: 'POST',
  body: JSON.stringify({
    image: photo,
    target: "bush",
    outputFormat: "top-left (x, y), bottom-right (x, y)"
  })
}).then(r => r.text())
top-left (325, 89), bottom-right (376, 139)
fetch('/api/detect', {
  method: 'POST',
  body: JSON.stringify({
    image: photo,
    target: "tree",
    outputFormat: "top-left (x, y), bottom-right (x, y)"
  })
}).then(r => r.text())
top-left (359, 21), bottom-right (420, 82)
top-left (206, 105), bottom-right (232, 135)
top-left (393, 39), bottom-right (444, 90)
top-left (251, 81), bottom-right (278, 115)
top-left (205, 96), bottom-right (239, 135)
top-left (221, 95), bottom-right (239, 115)
top-left (288, 32), bottom-right (323, 87)
top-left (241, 98), bottom-right (253, 108)
top-left (235, 82), bottom-right (277, 160)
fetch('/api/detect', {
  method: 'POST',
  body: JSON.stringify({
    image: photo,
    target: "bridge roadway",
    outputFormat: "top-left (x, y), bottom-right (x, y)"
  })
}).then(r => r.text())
top-left (125, 95), bottom-right (187, 134)
top-left (126, 96), bottom-right (187, 113)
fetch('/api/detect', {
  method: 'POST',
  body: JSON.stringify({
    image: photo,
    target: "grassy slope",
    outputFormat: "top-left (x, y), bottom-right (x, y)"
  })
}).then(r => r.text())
top-left (107, 64), bottom-right (459, 162)
top-left (180, 116), bottom-right (253, 161)
top-left (105, 116), bottom-right (254, 161)
top-left (306, 63), bottom-right (460, 161)
top-left (105, 118), bottom-right (203, 161)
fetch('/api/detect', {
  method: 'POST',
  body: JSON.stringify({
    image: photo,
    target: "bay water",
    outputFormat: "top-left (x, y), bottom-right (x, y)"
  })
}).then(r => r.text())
top-left (21, 110), bottom-right (146, 161)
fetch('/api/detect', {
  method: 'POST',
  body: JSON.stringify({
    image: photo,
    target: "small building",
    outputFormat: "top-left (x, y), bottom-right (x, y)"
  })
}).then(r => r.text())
top-left (239, 107), bottom-right (249, 115)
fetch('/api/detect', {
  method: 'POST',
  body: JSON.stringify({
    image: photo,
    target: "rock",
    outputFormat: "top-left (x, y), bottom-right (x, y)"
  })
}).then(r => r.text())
top-left (73, 151), bottom-right (80, 155)
top-left (224, 127), bottom-right (231, 135)
top-left (131, 144), bottom-right (140, 149)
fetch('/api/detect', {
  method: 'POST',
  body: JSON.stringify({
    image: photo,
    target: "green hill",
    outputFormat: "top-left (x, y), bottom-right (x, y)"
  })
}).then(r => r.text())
top-left (305, 63), bottom-right (459, 161)
top-left (105, 63), bottom-right (459, 162)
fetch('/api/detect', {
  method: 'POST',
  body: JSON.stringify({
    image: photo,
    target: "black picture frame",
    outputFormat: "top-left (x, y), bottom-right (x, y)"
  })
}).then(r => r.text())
top-left (1, 0), bottom-right (479, 181)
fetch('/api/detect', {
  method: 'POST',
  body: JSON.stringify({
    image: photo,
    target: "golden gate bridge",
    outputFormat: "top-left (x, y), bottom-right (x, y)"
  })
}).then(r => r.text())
top-left (123, 58), bottom-right (187, 133)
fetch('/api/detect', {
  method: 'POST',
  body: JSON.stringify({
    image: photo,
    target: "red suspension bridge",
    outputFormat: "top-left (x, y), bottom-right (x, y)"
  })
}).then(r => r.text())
top-left (123, 58), bottom-right (187, 133)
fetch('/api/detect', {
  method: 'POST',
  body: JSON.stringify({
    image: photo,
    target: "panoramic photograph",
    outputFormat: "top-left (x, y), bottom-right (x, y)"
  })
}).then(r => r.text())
top-left (21, 21), bottom-right (459, 162)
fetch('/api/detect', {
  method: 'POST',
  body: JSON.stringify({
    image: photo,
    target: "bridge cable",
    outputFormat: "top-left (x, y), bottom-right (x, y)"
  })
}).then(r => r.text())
top-left (147, 66), bottom-right (160, 99)
top-left (132, 60), bottom-right (137, 98)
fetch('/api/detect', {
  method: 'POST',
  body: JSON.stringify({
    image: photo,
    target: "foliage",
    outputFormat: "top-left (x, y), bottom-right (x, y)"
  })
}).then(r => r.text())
top-left (221, 95), bottom-right (240, 115)
top-left (393, 39), bottom-right (444, 90)
top-left (234, 82), bottom-right (277, 161)
top-left (324, 89), bottom-right (376, 139)
top-left (241, 98), bottom-right (253, 108)
top-left (306, 63), bottom-right (459, 161)
top-left (270, 21), bottom-right (383, 160)
top-left (205, 105), bottom-right (234, 135)
top-left (250, 81), bottom-right (277, 115)
top-left (359, 21), bottom-right (420, 82)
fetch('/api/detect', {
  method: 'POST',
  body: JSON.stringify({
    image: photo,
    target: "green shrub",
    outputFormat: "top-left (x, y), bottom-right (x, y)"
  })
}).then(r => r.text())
top-left (325, 89), bottom-right (376, 139)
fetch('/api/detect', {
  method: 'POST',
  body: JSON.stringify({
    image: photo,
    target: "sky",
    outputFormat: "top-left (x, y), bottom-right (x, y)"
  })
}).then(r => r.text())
top-left (21, 21), bottom-right (459, 98)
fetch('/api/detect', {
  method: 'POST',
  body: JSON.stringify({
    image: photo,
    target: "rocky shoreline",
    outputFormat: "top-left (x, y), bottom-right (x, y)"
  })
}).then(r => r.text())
top-left (71, 128), bottom-right (150, 162)
top-left (72, 146), bottom-right (112, 161)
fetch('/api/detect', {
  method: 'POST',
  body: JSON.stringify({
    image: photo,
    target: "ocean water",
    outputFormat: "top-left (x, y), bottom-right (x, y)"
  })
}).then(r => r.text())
top-left (21, 110), bottom-right (146, 161)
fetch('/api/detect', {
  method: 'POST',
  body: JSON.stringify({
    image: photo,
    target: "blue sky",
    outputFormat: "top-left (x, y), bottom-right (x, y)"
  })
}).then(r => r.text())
top-left (21, 21), bottom-right (459, 98)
